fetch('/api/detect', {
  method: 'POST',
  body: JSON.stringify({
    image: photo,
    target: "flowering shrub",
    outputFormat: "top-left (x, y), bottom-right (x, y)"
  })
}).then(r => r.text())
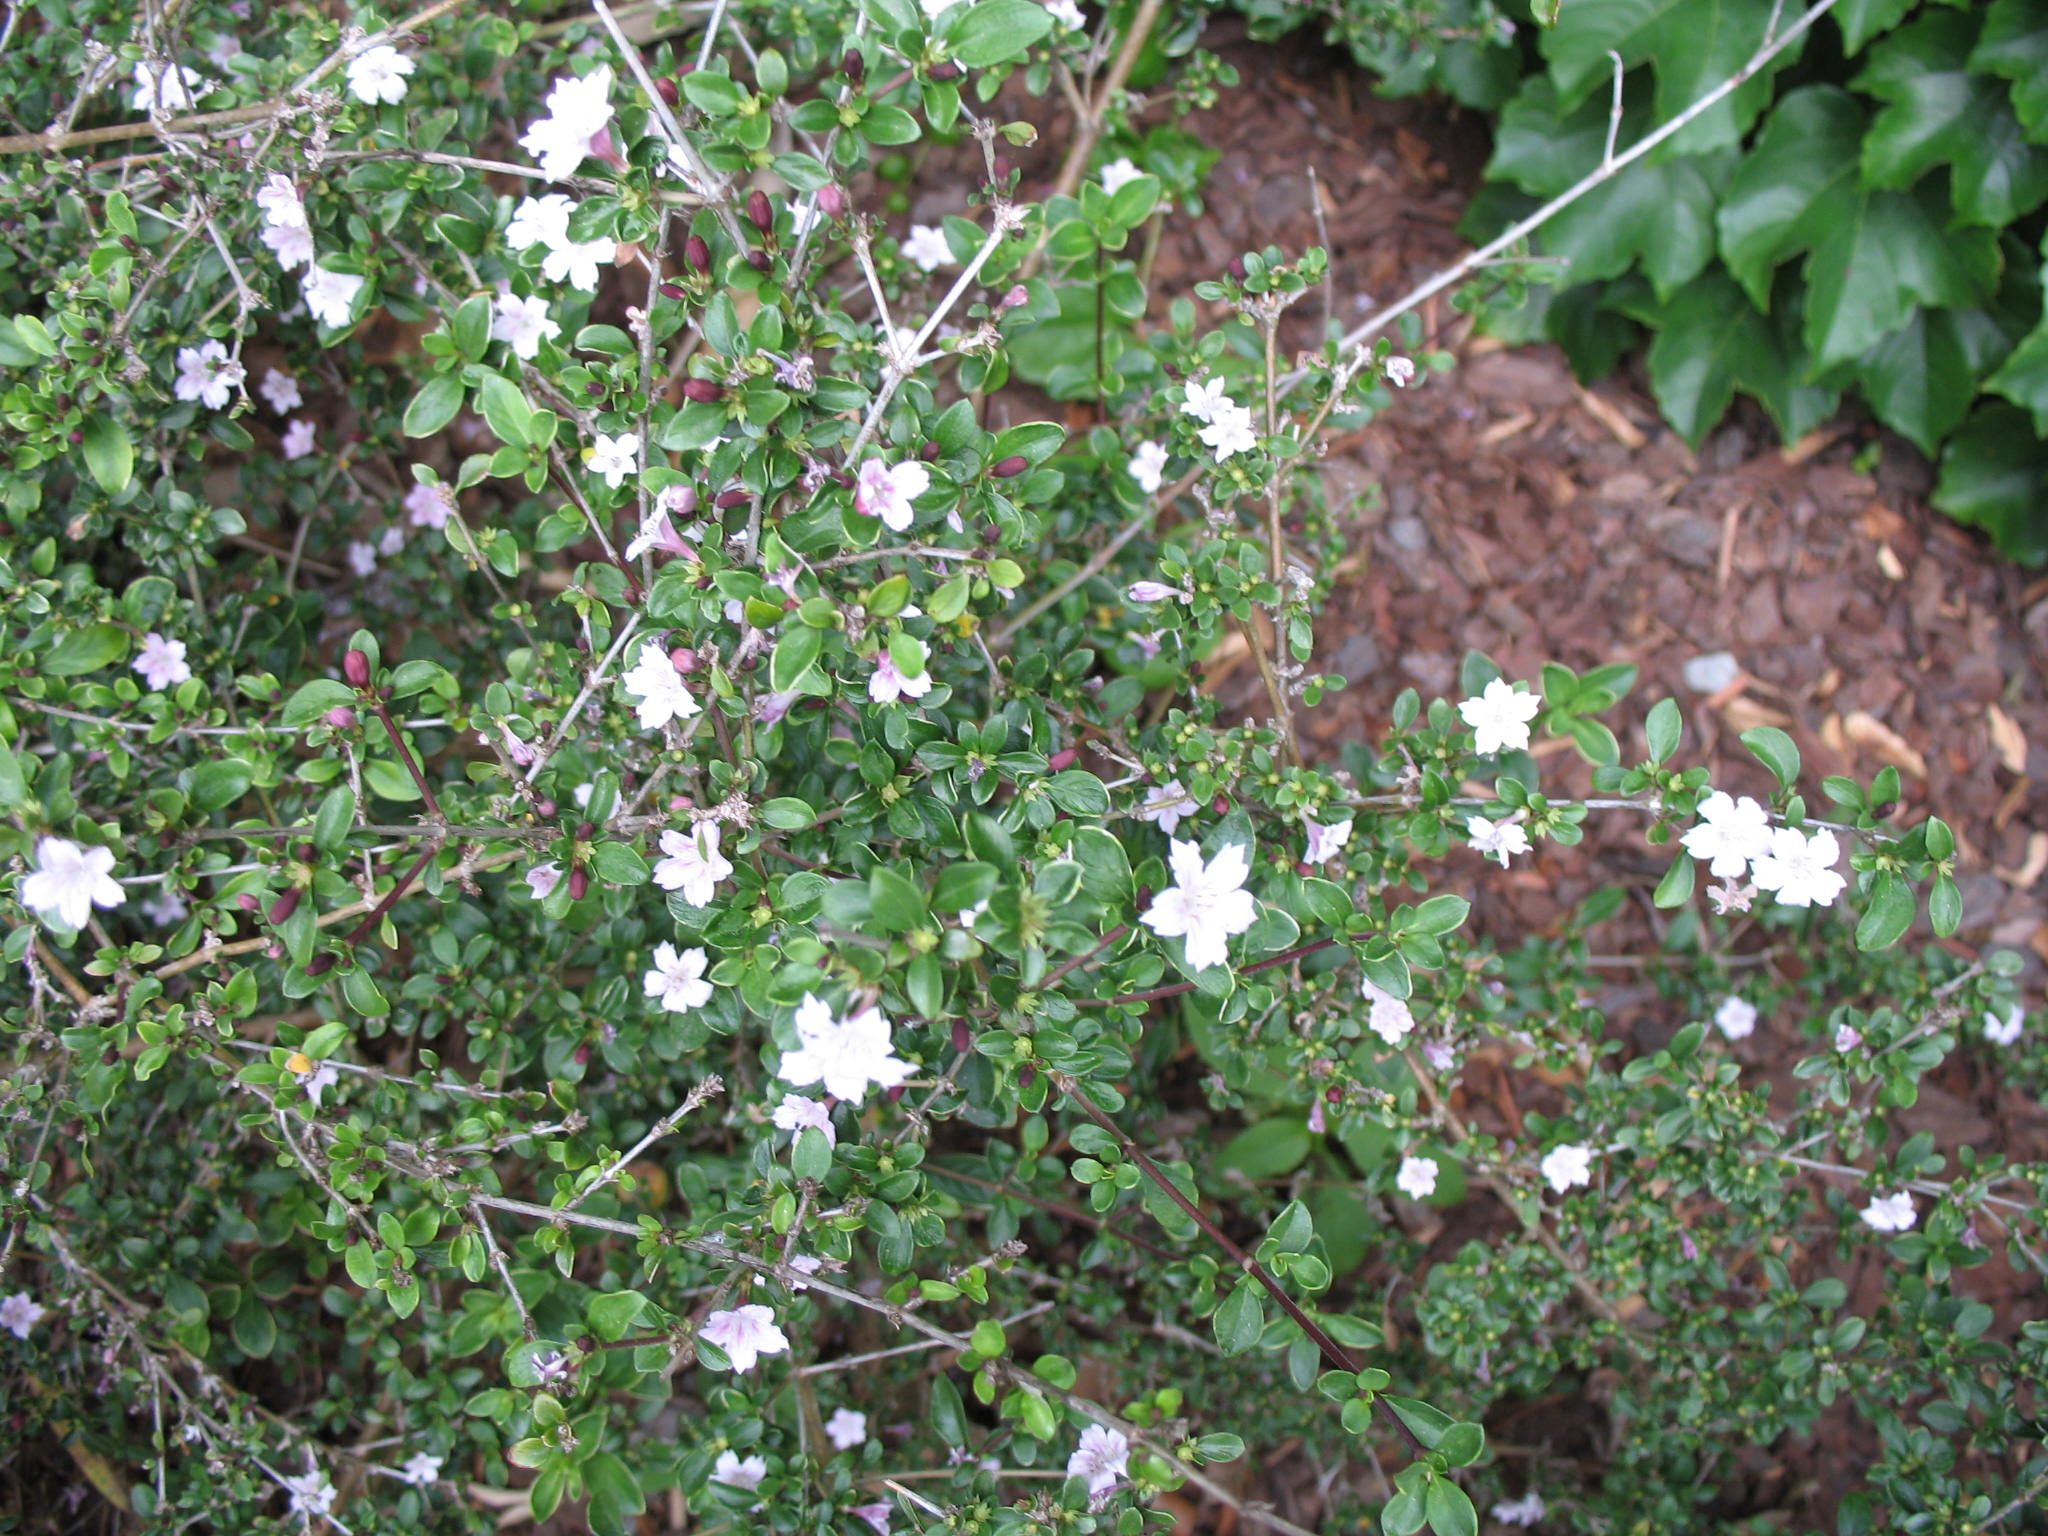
top-left (1, 3), bottom-right (2044, 1534)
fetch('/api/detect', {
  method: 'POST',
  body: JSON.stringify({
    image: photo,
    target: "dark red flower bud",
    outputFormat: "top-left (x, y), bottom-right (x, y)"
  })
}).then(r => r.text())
top-left (576, 821), bottom-right (595, 842)
top-left (842, 48), bottom-right (864, 81)
top-left (953, 1019), bottom-right (972, 1053)
top-left (682, 378), bottom-right (725, 403)
top-left (744, 249), bottom-right (771, 273)
top-left (586, 381), bottom-right (605, 397)
top-left (1018, 1065), bottom-right (1036, 1092)
top-left (716, 488), bottom-right (749, 508)
top-left (993, 156), bottom-right (1011, 182)
top-left (342, 649), bottom-right (372, 689)
top-left (574, 1044), bottom-right (591, 1066)
top-left (297, 843), bottom-right (316, 863)
top-left (324, 705), bottom-right (356, 729)
top-left (920, 440), bottom-right (940, 462)
top-left (267, 890), bottom-right (300, 924)
top-left (1326, 1086), bottom-right (1344, 1104)
top-left (1228, 255), bottom-right (1246, 279)
top-left (655, 75), bottom-right (680, 106)
top-left (887, 1084), bottom-right (906, 1103)
top-left (568, 867), bottom-right (590, 901)
top-left (69, 429), bottom-right (83, 446)
top-left (748, 190), bottom-right (773, 237)
top-left (305, 954), bottom-right (337, 976)
top-left (684, 234), bottom-right (711, 274)
top-left (659, 282), bottom-right (688, 300)
top-left (818, 185), bottom-right (847, 219)
top-left (238, 893), bottom-right (260, 913)
top-left (1048, 748), bottom-right (1079, 771)
top-left (1136, 885), bottom-right (1153, 908)
top-left (990, 455), bottom-right (1028, 479)
top-left (930, 61), bottom-right (963, 81)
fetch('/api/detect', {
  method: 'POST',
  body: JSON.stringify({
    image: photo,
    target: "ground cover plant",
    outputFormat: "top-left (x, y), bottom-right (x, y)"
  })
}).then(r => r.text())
top-left (0, 2), bottom-right (2043, 1534)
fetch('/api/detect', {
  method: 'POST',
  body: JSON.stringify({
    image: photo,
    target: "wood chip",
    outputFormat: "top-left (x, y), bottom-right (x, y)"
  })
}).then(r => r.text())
top-left (1717, 498), bottom-right (1748, 594)
top-left (1782, 426), bottom-right (1846, 465)
top-left (1718, 694), bottom-right (1795, 732)
top-left (1572, 383), bottom-right (1648, 449)
top-left (1827, 710), bottom-right (1929, 779)
top-left (1876, 542), bottom-right (1906, 580)
top-left (1994, 830), bottom-right (2048, 890)
top-left (1987, 703), bottom-right (2029, 775)
top-left (1478, 408), bottom-right (1536, 446)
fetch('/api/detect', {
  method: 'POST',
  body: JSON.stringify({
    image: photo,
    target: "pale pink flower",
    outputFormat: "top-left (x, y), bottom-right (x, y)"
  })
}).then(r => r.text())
top-left (1066, 1424), bottom-right (1128, 1494)
top-left (404, 480), bottom-right (451, 529)
top-left (258, 368), bottom-right (302, 413)
top-left (261, 221), bottom-right (316, 270)
top-left (869, 645), bottom-right (933, 705)
top-left (1714, 995), bottom-right (1757, 1041)
top-left (280, 419), bottom-right (316, 459)
top-left (524, 862), bottom-right (563, 901)
top-left (256, 174), bottom-right (306, 229)
top-left (490, 292), bottom-right (560, 360)
top-left (1133, 779), bottom-right (1194, 836)
top-left (699, 1304), bottom-right (789, 1373)
top-left (1126, 580), bottom-right (1191, 604)
top-left (346, 541), bottom-right (377, 577)
top-left (303, 265), bottom-right (366, 328)
top-left (0, 1292), bottom-right (48, 1339)
top-left (21, 838), bottom-right (123, 930)
top-left (172, 340), bottom-right (243, 409)
top-left (1361, 980), bottom-right (1414, 1045)
top-left (1303, 815), bottom-right (1352, 865)
top-left (825, 1408), bottom-right (868, 1449)
top-left (1141, 839), bottom-right (1256, 971)
top-left (1384, 356), bottom-right (1416, 388)
top-left (133, 632), bottom-right (192, 691)
top-left (771, 1092), bottom-right (835, 1147)
top-left (653, 823), bottom-right (732, 908)
top-left (712, 1450), bottom-right (767, 1490)
top-left (855, 458), bottom-right (931, 532)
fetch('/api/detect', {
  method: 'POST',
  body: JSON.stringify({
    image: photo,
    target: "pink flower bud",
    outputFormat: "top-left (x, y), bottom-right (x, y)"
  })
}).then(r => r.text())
top-left (659, 282), bottom-right (687, 300)
top-left (684, 234), bottom-right (712, 274)
top-left (998, 284), bottom-right (1028, 313)
top-left (324, 705), bottom-right (356, 729)
top-left (576, 822), bottom-right (595, 841)
top-left (237, 893), bottom-right (260, 913)
top-left (1212, 794), bottom-right (1230, 815)
top-left (568, 867), bottom-right (589, 901)
top-left (682, 378), bottom-right (725, 403)
top-left (655, 76), bottom-right (680, 106)
top-left (818, 185), bottom-right (847, 219)
top-left (990, 455), bottom-right (1028, 478)
top-left (953, 1019), bottom-right (972, 1053)
top-left (669, 647), bottom-right (699, 673)
top-left (535, 798), bottom-right (557, 818)
top-left (267, 890), bottom-right (300, 924)
top-left (716, 488), bottom-right (749, 508)
top-left (748, 190), bottom-right (773, 238)
top-left (1048, 748), bottom-right (1079, 771)
top-left (342, 649), bottom-right (372, 689)
top-left (574, 1044), bottom-right (591, 1066)
top-left (920, 441), bottom-right (941, 462)
top-left (671, 794), bottom-right (694, 810)
top-left (743, 249), bottom-right (771, 273)
top-left (841, 48), bottom-right (865, 81)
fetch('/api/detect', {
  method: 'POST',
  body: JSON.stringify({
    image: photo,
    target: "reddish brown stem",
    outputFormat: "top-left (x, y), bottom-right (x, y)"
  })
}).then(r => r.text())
top-left (369, 699), bottom-right (442, 818)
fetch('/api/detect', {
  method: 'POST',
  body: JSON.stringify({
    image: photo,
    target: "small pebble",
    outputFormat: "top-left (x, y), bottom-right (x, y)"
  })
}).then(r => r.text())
top-left (1683, 651), bottom-right (1741, 693)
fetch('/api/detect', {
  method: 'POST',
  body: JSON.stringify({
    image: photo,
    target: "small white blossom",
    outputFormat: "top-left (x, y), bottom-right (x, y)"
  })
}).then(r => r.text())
top-left (256, 174), bottom-right (306, 229)
top-left (869, 644), bottom-right (933, 705)
top-left (1134, 779), bottom-right (1194, 836)
top-left (1834, 1022), bottom-right (1863, 1052)
top-left (1493, 1492), bottom-right (1545, 1526)
top-left (1465, 814), bottom-right (1530, 868)
top-left (1197, 402), bottom-right (1257, 460)
top-left (507, 194), bottom-right (575, 252)
top-left (1126, 441), bottom-right (1168, 493)
top-left (1097, 156), bottom-right (1143, 193)
top-left (1540, 1143), bottom-right (1594, 1194)
top-left (825, 1408), bottom-right (868, 1450)
top-left (788, 1254), bottom-right (823, 1290)
top-left (131, 61), bottom-right (205, 113)
top-left (490, 292), bottom-right (560, 360)
top-left (1180, 377), bottom-right (1231, 423)
top-left (1066, 1424), bottom-right (1128, 1495)
top-left (712, 1449), bottom-right (767, 1490)
top-left (404, 480), bottom-right (451, 530)
top-left (1681, 791), bottom-right (1774, 878)
top-left (1047, 0), bottom-right (1088, 30)
top-left (644, 942), bottom-right (713, 1012)
top-left (1303, 815), bottom-right (1352, 865)
top-left (0, 1292), bottom-right (48, 1339)
top-left (345, 45), bottom-right (415, 105)
top-left (519, 66), bottom-right (615, 180)
top-left (280, 419), bottom-right (316, 460)
top-left (378, 525), bottom-right (406, 556)
top-left (856, 458), bottom-right (931, 532)
top-left (901, 224), bottom-right (952, 272)
top-left (133, 632), bottom-right (192, 691)
top-left (525, 862), bottom-right (563, 901)
top-left (1362, 980), bottom-right (1415, 1045)
top-left (1859, 1191), bottom-right (1916, 1233)
top-left (1750, 826), bottom-right (1846, 909)
top-left (854, 1502), bottom-right (893, 1536)
top-left (396, 1452), bottom-right (442, 1487)
top-left (542, 236), bottom-right (613, 292)
top-left (261, 221), bottom-right (316, 270)
top-left (20, 837), bottom-right (123, 930)
top-left (1983, 1004), bottom-right (2024, 1047)
top-left (779, 994), bottom-right (912, 1103)
top-left (173, 340), bottom-right (243, 410)
top-left (303, 265), bottom-right (366, 328)
top-left (282, 1467), bottom-right (337, 1520)
top-left (622, 642), bottom-right (700, 731)
top-left (653, 823), bottom-right (733, 908)
top-left (1714, 995), bottom-right (1758, 1041)
top-left (699, 1304), bottom-right (790, 1373)
top-left (1141, 839), bottom-right (1257, 972)
top-left (299, 1060), bottom-right (340, 1108)
top-left (141, 887), bottom-right (188, 926)
top-left (258, 368), bottom-right (302, 413)
top-left (1707, 878), bottom-right (1756, 915)
top-left (1126, 580), bottom-right (1191, 604)
top-left (346, 541), bottom-right (377, 578)
top-left (772, 1092), bottom-right (835, 1148)
top-left (1457, 678), bottom-right (1541, 755)
top-left (1396, 1154), bottom-right (1439, 1200)
top-left (587, 431), bottom-right (639, 489)
top-left (1384, 356), bottom-right (1416, 388)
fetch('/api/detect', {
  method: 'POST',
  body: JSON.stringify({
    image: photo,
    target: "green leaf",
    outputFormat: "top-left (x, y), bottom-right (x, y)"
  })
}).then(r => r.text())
top-left (475, 374), bottom-right (534, 449)
top-left (1860, 307), bottom-right (2015, 454)
top-left (44, 623), bottom-right (129, 676)
top-left (79, 412), bottom-right (133, 493)
top-left (1855, 12), bottom-right (2048, 228)
top-left (1855, 870), bottom-right (1916, 951)
top-left (1741, 726), bottom-right (1801, 795)
top-left (1717, 87), bottom-right (2001, 368)
top-left (768, 625), bottom-right (823, 692)
top-left (1971, 0), bottom-right (2048, 139)
top-left (1645, 698), bottom-right (1682, 763)
top-left (1932, 403), bottom-right (2048, 565)
top-left (1216, 1118), bottom-right (1311, 1179)
top-left (1653, 851), bottom-right (1696, 908)
top-left (188, 757), bottom-right (253, 813)
top-left (404, 374), bottom-right (465, 437)
top-left (1424, 1478), bottom-right (1480, 1536)
top-left (1543, 0), bottom-right (1799, 156)
top-left (1383, 1487), bottom-right (1428, 1536)
top-left (10, 312), bottom-right (56, 356)
top-left (1043, 769), bottom-right (1109, 815)
top-left (1835, 0), bottom-right (1915, 55)
top-left (587, 1289), bottom-right (649, 1342)
top-left (232, 1288), bottom-right (276, 1357)
top-left (868, 866), bottom-right (929, 932)
top-left (1383, 1394), bottom-right (1458, 1449)
top-left (1987, 299), bottom-right (2048, 435)
top-left (1212, 1281), bottom-right (1264, 1355)
top-left (681, 72), bottom-right (744, 115)
top-left (944, 0), bottom-right (1054, 67)
top-left (1928, 873), bottom-right (1963, 937)
top-left (282, 678), bottom-right (358, 728)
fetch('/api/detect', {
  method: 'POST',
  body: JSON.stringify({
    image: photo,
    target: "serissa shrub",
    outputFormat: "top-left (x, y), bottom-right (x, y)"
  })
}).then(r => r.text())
top-left (0, 3), bottom-right (2042, 1534)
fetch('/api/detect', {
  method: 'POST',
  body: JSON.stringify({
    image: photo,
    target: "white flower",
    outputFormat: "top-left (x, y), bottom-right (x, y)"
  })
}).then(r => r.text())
top-left (1047, 0), bottom-right (1088, 30)
top-left (282, 1468), bottom-right (337, 1520)
top-left (1066, 1424), bottom-right (1128, 1495)
top-left (525, 862), bottom-right (563, 901)
top-left (1303, 815), bottom-right (1352, 865)
top-left (699, 1304), bottom-right (789, 1373)
top-left (779, 994), bottom-right (913, 1103)
top-left (404, 481), bottom-right (451, 529)
top-left (1680, 791), bottom-right (1774, 879)
top-left (1750, 826), bottom-right (1846, 909)
top-left (1180, 377), bottom-right (1231, 423)
top-left (141, 887), bottom-right (188, 926)
top-left (653, 823), bottom-right (732, 908)
top-left (901, 224), bottom-right (952, 272)
top-left (854, 1502), bottom-right (892, 1536)
top-left (259, 368), bottom-right (302, 414)
top-left (1134, 779), bottom-right (1194, 836)
top-left (626, 507), bottom-right (697, 561)
top-left (507, 194), bottom-right (574, 252)
top-left (1834, 1022), bottom-right (1863, 1052)
top-left (855, 458), bottom-right (931, 531)
top-left (1493, 1491), bottom-right (1545, 1526)
top-left (1859, 1191), bottom-right (1916, 1233)
top-left (1714, 995), bottom-right (1757, 1041)
top-left (623, 642), bottom-right (700, 730)
top-left (644, 942), bottom-right (713, 1012)
top-left (133, 632), bottom-right (192, 691)
top-left (300, 1060), bottom-right (340, 1108)
top-left (1396, 1154), bottom-right (1439, 1200)
top-left (303, 265), bottom-right (366, 329)
top-left (1384, 356), bottom-right (1416, 388)
top-left (772, 1092), bottom-right (835, 1148)
top-left (588, 431), bottom-right (639, 489)
top-left (343, 539), bottom-right (375, 577)
top-left (256, 175), bottom-right (306, 229)
top-left (0, 1292), bottom-right (48, 1339)
top-left (1540, 1143), bottom-right (1594, 1194)
top-left (1197, 402), bottom-right (1257, 460)
top-left (1141, 839), bottom-right (1257, 972)
top-left (1465, 814), bottom-right (1530, 868)
top-left (378, 525), bottom-right (406, 556)
top-left (345, 45), bottom-right (415, 105)
top-left (1097, 156), bottom-right (1142, 194)
top-left (491, 292), bottom-right (560, 360)
top-left (280, 419), bottom-right (316, 460)
top-left (21, 837), bottom-right (123, 930)
top-left (542, 236), bottom-right (614, 292)
top-left (712, 1449), bottom-right (767, 1490)
top-left (519, 66), bottom-right (615, 180)
top-left (261, 221), bottom-right (316, 271)
top-left (1126, 580), bottom-right (1191, 604)
top-left (1457, 678), bottom-right (1541, 755)
top-left (1361, 980), bottom-right (1415, 1045)
top-left (131, 61), bottom-right (205, 112)
top-left (825, 1408), bottom-right (868, 1450)
top-left (1126, 441), bottom-right (1168, 493)
top-left (869, 645), bottom-right (933, 705)
top-left (1984, 1004), bottom-right (2025, 1047)
top-left (396, 1452), bottom-right (442, 1487)
top-left (173, 340), bottom-right (243, 410)
top-left (1707, 878), bottom-right (1755, 915)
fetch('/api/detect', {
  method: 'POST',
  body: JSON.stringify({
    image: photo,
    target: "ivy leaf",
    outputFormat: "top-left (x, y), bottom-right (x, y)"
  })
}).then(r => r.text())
top-left (1854, 12), bottom-right (2048, 228)
top-left (1932, 403), bottom-right (2048, 565)
top-left (1487, 78), bottom-right (1633, 199)
top-left (1543, 0), bottom-right (1802, 155)
top-left (1717, 87), bottom-right (2000, 371)
top-left (1969, 0), bottom-right (2048, 140)
top-left (1859, 306), bottom-right (2015, 454)
top-left (1834, 0), bottom-right (1917, 55)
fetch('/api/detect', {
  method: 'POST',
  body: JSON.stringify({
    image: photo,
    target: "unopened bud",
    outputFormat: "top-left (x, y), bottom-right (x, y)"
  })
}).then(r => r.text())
top-left (920, 441), bottom-right (941, 462)
top-left (659, 282), bottom-right (687, 300)
top-left (1228, 255), bottom-right (1246, 279)
top-left (574, 1044), bottom-right (591, 1066)
top-left (342, 649), bottom-right (372, 689)
top-left (576, 822), bottom-right (596, 842)
top-left (1135, 885), bottom-right (1153, 908)
top-left (1047, 748), bottom-right (1079, 771)
top-left (325, 705), bottom-right (356, 729)
top-left (990, 455), bottom-right (1028, 478)
top-left (1213, 794), bottom-right (1230, 815)
top-left (748, 189), bottom-right (773, 237)
top-left (669, 647), bottom-right (699, 673)
top-left (953, 1019), bottom-right (972, 1053)
top-left (684, 234), bottom-right (712, 274)
top-left (237, 893), bottom-right (260, 913)
top-left (267, 890), bottom-right (301, 924)
top-left (535, 798), bottom-right (557, 818)
top-left (998, 284), bottom-right (1028, 313)
top-left (716, 488), bottom-right (749, 508)
top-left (655, 75), bottom-right (680, 106)
top-left (682, 378), bottom-right (725, 403)
top-left (568, 867), bottom-right (589, 901)
top-left (297, 843), bottom-right (316, 863)
top-left (744, 249), bottom-right (771, 273)
top-left (841, 48), bottom-right (864, 81)
top-left (305, 954), bottom-right (337, 976)
top-left (817, 185), bottom-right (847, 219)
top-left (930, 61), bottom-right (962, 81)
top-left (1018, 1065), bottom-right (1036, 1092)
